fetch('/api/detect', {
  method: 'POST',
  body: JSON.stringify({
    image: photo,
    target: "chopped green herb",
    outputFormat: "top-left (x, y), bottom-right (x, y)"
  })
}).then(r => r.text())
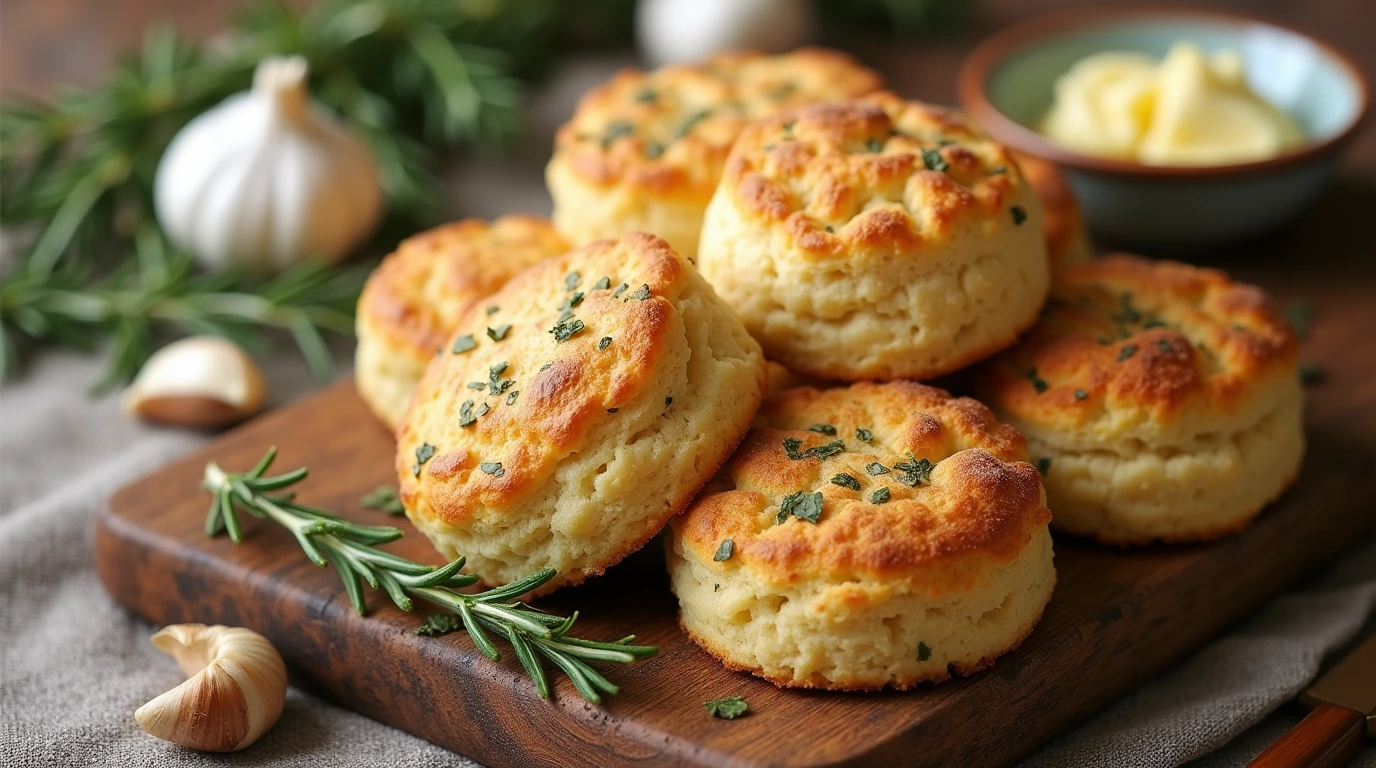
top-left (921, 147), bottom-right (948, 172)
top-left (801, 440), bottom-right (846, 460)
top-left (598, 336), bottom-right (612, 350)
top-left (593, 276), bottom-right (611, 291)
top-left (1157, 339), bottom-right (1174, 353)
top-left (989, 166), bottom-right (1007, 175)
top-left (824, 225), bottom-right (834, 233)
top-left (1074, 388), bottom-right (1088, 401)
top-left (550, 317), bottom-right (586, 342)
top-left (807, 424), bottom-right (837, 436)
top-left (1113, 293), bottom-right (1142, 325)
top-left (770, 82), bottom-right (797, 100)
top-left (704, 696), bottom-right (748, 720)
top-left (870, 487), bottom-right (891, 504)
top-left (713, 539), bottom-right (734, 561)
top-left (893, 456), bottom-right (933, 487)
top-left (644, 141), bottom-right (663, 159)
top-left (476, 402), bottom-right (490, 418)
top-left (778, 491), bottom-right (824, 524)
top-left (856, 428), bottom-right (873, 443)
top-left (634, 88), bottom-right (657, 103)
top-left (458, 400), bottom-right (478, 427)
top-left (451, 334), bottom-right (477, 354)
top-left (665, 396), bottom-right (673, 408)
top-left (600, 122), bottom-right (633, 149)
top-left (486, 305), bottom-right (500, 316)
top-left (416, 613), bottom-right (462, 637)
top-left (763, 143), bottom-right (776, 151)
top-left (487, 324), bottom-right (512, 341)
top-left (412, 443), bottom-right (437, 477)
top-left (1299, 363), bottom-right (1326, 385)
top-left (612, 282), bottom-right (629, 298)
top-left (360, 486), bottom-right (404, 515)
top-left (1011, 206), bottom-right (1027, 225)
top-left (866, 462), bottom-right (890, 476)
top-left (677, 109), bottom-right (711, 138)
top-left (538, 362), bottom-right (553, 372)
top-left (866, 138), bottom-right (883, 153)
top-left (506, 390), bottom-right (519, 405)
top-left (831, 473), bottom-right (861, 491)
top-left (567, 292), bottom-right (584, 308)
top-left (783, 438), bottom-right (804, 459)
top-left (565, 272), bottom-right (581, 291)
top-left (467, 381), bottom-right (488, 390)
top-left (479, 461), bottom-right (504, 477)
top-left (918, 642), bottom-right (932, 661)
top-left (1026, 368), bottom-right (1049, 394)
top-left (627, 284), bottom-right (652, 301)
top-left (782, 119), bottom-right (795, 133)
top-left (1037, 457), bottom-right (1051, 476)
top-left (1117, 344), bottom-right (1137, 362)
top-left (1285, 299), bottom-right (1315, 340)
top-left (607, 407), bottom-right (619, 413)
top-left (488, 362), bottom-right (513, 396)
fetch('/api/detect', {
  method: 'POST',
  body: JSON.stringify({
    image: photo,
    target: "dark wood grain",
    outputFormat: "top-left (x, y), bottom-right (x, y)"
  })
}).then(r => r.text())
top-left (94, 270), bottom-right (1376, 767)
top-left (1247, 704), bottom-right (1367, 768)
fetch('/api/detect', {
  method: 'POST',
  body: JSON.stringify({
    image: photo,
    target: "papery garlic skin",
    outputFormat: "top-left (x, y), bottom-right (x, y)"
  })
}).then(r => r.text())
top-left (154, 55), bottom-right (382, 274)
top-left (136, 624), bottom-right (287, 752)
top-left (122, 336), bottom-right (265, 429)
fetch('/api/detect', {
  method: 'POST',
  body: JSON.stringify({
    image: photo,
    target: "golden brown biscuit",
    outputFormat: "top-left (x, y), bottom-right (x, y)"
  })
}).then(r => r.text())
top-left (697, 92), bottom-right (1050, 381)
top-left (667, 381), bottom-right (1056, 690)
top-left (398, 233), bottom-right (767, 593)
top-left (1012, 151), bottom-right (1092, 274)
top-left (355, 216), bottom-right (569, 429)
top-left (546, 48), bottom-right (883, 255)
top-left (976, 254), bottom-right (1303, 544)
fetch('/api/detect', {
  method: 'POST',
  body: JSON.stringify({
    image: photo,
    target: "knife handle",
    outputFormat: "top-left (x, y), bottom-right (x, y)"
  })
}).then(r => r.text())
top-left (1248, 703), bottom-right (1367, 768)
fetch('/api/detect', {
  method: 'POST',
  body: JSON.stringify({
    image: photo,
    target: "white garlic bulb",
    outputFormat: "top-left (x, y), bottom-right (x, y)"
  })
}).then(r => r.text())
top-left (154, 56), bottom-right (382, 273)
top-left (636, 0), bottom-right (813, 66)
top-left (122, 336), bottom-right (265, 429)
top-left (136, 624), bottom-right (288, 752)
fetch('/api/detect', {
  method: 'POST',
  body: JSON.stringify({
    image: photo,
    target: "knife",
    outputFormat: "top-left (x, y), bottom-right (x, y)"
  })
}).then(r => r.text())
top-left (1249, 632), bottom-right (1375, 768)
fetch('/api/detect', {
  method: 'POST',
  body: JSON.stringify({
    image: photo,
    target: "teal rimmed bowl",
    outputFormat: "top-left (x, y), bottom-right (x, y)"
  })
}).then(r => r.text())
top-left (958, 8), bottom-right (1368, 245)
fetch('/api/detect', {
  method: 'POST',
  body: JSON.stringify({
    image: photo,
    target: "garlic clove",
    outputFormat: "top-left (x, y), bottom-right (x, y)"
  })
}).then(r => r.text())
top-left (122, 336), bottom-right (266, 430)
top-left (136, 624), bottom-right (288, 752)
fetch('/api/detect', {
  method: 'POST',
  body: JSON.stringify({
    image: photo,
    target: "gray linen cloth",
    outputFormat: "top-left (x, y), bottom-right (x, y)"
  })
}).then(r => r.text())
top-left (2, 353), bottom-right (1374, 768)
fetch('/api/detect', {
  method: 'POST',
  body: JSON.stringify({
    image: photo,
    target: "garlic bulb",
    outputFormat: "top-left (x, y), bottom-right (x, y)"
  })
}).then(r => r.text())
top-left (636, 0), bottom-right (813, 66)
top-left (154, 56), bottom-right (382, 273)
top-left (122, 336), bottom-right (265, 429)
top-left (136, 624), bottom-right (288, 752)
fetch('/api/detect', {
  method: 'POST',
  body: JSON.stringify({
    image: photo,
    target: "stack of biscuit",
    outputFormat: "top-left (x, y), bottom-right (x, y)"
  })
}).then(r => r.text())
top-left (354, 48), bottom-right (1303, 692)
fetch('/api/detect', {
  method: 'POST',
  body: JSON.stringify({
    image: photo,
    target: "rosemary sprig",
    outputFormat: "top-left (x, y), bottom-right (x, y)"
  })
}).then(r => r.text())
top-left (0, 227), bottom-right (364, 389)
top-left (202, 447), bottom-right (657, 702)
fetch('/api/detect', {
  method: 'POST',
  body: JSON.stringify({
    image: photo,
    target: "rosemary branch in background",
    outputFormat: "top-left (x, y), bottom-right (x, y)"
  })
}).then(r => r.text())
top-left (0, 0), bottom-right (570, 385)
top-left (202, 447), bottom-right (657, 702)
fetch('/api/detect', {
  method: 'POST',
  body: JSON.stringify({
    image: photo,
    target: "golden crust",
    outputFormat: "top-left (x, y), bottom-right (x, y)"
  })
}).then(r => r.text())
top-left (398, 234), bottom-right (689, 522)
top-left (358, 216), bottom-right (569, 361)
top-left (674, 381), bottom-right (1050, 591)
top-left (1012, 151), bottom-right (1091, 273)
top-left (551, 48), bottom-right (883, 201)
top-left (977, 254), bottom-right (1298, 427)
top-left (719, 92), bottom-right (1030, 256)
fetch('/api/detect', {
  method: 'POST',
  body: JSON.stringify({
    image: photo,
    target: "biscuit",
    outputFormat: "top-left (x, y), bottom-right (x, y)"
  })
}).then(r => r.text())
top-left (546, 49), bottom-right (882, 256)
top-left (356, 216), bottom-right (569, 429)
top-left (397, 233), bottom-right (767, 593)
top-left (975, 254), bottom-right (1303, 544)
top-left (1012, 151), bottom-right (1092, 274)
top-left (667, 381), bottom-right (1056, 690)
top-left (697, 92), bottom-right (1050, 381)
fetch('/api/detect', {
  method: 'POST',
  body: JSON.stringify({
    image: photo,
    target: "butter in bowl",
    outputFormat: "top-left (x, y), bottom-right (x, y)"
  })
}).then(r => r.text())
top-left (957, 9), bottom-right (1368, 245)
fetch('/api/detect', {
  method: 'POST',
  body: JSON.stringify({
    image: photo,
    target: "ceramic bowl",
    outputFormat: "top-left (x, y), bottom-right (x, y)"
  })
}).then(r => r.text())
top-left (958, 8), bottom-right (1368, 245)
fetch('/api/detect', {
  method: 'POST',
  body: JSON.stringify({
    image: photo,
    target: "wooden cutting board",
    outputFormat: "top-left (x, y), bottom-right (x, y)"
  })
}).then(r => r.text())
top-left (96, 304), bottom-right (1376, 767)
